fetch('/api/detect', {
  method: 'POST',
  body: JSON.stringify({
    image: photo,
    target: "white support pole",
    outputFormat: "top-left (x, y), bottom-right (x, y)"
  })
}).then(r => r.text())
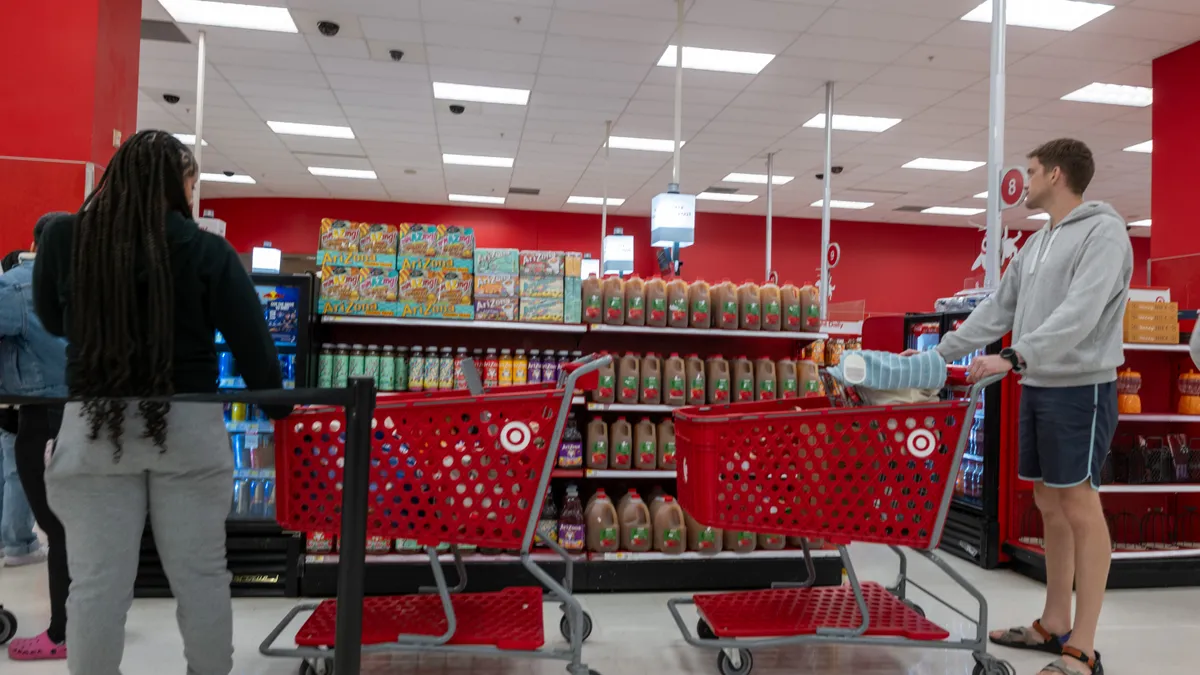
top-left (984, 0), bottom-right (1007, 288)
top-left (819, 82), bottom-right (834, 321)
top-left (671, 0), bottom-right (683, 190)
top-left (602, 120), bottom-right (611, 246)
top-left (192, 29), bottom-right (207, 220)
top-left (765, 151), bottom-right (775, 280)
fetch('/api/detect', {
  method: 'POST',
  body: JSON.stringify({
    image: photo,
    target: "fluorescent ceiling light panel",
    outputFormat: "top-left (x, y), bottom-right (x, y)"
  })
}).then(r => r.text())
top-left (904, 158), bottom-right (986, 172)
top-left (962, 0), bottom-right (1114, 32)
top-left (1061, 83), bottom-right (1152, 107)
top-left (308, 167), bottom-right (377, 179)
top-left (432, 82), bottom-right (529, 106)
top-left (158, 0), bottom-right (298, 32)
top-left (811, 199), bottom-right (874, 210)
top-left (1028, 213), bottom-right (1051, 221)
top-left (1124, 140), bottom-right (1153, 153)
top-left (449, 194), bottom-right (505, 205)
top-left (657, 45), bottom-right (776, 75)
top-left (697, 192), bottom-right (758, 203)
top-left (803, 114), bottom-right (901, 133)
top-left (267, 121), bottom-right (354, 139)
top-left (974, 191), bottom-right (989, 199)
top-left (923, 206), bottom-right (985, 216)
top-left (723, 172), bottom-right (794, 185)
top-left (567, 196), bottom-right (626, 206)
top-left (173, 134), bottom-right (208, 146)
top-left (442, 153), bottom-right (514, 168)
top-left (606, 136), bottom-right (682, 152)
top-left (1129, 219), bottom-right (1151, 227)
top-left (200, 172), bottom-right (254, 184)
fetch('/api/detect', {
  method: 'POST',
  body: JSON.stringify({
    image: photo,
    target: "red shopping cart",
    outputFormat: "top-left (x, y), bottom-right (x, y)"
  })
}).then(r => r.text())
top-left (666, 371), bottom-right (1014, 675)
top-left (259, 355), bottom-right (609, 675)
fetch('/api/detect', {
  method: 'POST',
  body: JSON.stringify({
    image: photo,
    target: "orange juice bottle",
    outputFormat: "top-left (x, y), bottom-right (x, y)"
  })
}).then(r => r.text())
top-left (498, 348), bottom-right (514, 386)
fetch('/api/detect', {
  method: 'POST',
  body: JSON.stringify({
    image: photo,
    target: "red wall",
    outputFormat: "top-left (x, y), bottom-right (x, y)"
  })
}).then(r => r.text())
top-left (203, 197), bottom-right (1150, 316)
top-left (1152, 41), bottom-right (1200, 263)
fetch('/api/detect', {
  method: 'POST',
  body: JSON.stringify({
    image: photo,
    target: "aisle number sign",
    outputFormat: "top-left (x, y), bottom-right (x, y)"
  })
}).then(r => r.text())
top-left (826, 242), bottom-right (841, 269)
top-left (999, 166), bottom-right (1027, 210)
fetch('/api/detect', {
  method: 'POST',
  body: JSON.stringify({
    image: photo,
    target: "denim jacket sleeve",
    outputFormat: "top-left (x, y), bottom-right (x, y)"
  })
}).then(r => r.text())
top-left (0, 278), bottom-right (26, 338)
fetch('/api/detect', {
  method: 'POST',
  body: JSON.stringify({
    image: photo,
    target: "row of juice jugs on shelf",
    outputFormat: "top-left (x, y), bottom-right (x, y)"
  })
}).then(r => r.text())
top-left (318, 343), bottom-right (583, 391)
top-left (584, 276), bottom-right (822, 332)
top-left (568, 417), bottom-right (677, 470)
top-left (542, 486), bottom-right (820, 554)
top-left (594, 352), bottom-right (821, 406)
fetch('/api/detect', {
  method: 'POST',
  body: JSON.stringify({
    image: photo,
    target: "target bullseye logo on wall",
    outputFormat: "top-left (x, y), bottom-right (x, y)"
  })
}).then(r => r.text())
top-left (500, 421), bottom-right (532, 453)
top-left (906, 428), bottom-right (937, 459)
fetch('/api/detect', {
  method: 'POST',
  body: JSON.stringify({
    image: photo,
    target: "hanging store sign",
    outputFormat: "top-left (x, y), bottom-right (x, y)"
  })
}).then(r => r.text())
top-left (999, 167), bottom-right (1027, 210)
top-left (602, 234), bottom-right (634, 275)
top-left (650, 192), bottom-right (696, 248)
top-left (826, 242), bottom-right (841, 269)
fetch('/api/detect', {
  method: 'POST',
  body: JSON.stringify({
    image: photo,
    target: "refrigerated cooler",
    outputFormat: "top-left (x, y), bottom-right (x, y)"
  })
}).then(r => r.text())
top-left (135, 273), bottom-right (314, 598)
top-left (905, 311), bottom-right (1008, 569)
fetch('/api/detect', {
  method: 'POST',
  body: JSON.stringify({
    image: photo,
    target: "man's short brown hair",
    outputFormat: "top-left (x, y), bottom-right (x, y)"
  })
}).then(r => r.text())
top-left (1027, 138), bottom-right (1095, 195)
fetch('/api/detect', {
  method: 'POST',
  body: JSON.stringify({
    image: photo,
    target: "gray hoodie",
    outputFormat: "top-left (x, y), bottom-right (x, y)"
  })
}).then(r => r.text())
top-left (936, 201), bottom-right (1132, 388)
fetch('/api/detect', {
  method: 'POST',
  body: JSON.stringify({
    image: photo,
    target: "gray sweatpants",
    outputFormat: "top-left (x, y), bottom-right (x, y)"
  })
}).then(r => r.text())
top-left (46, 402), bottom-right (234, 675)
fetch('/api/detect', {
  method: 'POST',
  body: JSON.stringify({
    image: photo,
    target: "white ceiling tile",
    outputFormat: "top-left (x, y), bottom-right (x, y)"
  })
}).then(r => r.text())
top-left (419, 0), bottom-right (552, 31)
top-left (422, 22), bottom-right (546, 55)
top-left (528, 92), bottom-right (629, 114)
top-left (1034, 32), bottom-right (1178, 64)
top-left (833, 0), bottom-right (980, 19)
top-left (1007, 55), bottom-right (1125, 81)
top-left (923, 22), bottom-right (1060, 54)
top-left (534, 76), bottom-right (641, 98)
top-left (215, 65), bottom-right (330, 87)
top-left (866, 65), bottom-right (983, 90)
top-left (176, 26), bottom-right (311, 52)
top-left (1076, 6), bottom-right (1200, 42)
top-left (335, 89), bottom-right (434, 110)
top-left (839, 83), bottom-right (956, 108)
top-left (537, 57), bottom-right (652, 83)
top-left (551, 0), bottom-right (686, 20)
top-left (317, 56), bottom-right (428, 80)
top-left (758, 57), bottom-right (883, 84)
top-left (807, 8), bottom-right (950, 42)
top-left (1105, 65), bottom-right (1154, 87)
top-left (641, 68), bottom-right (761, 91)
top-left (286, 0), bottom-right (420, 20)
top-left (358, 18), bottom-right (424, 43)
top-left (282, 137), bottom-right (367, 156)
top-left (304, 36), bottom-right (371, 59)
top-left (424, 46), bottom-right (540, 73)
top-left (1127, 0), bottom-right (1200, 14)
top-left (634, 85), bottom-right (741, 106)
top-left (233, 83), bottom-right (337, 104)
top-left (426, 66), bottom-right (536, 90)
top-left (541, 35), bottom-right (666, 65)
top-left (687, 0), bottom-right (824, 32)
top-left (784, 34), bottom-right (918, 64)
top-left (675, 24), bottom-right (804, 54)
top-left (293, 154), bottom-right (374, 171)
top-left (548, 10), bottom-right (677, 44)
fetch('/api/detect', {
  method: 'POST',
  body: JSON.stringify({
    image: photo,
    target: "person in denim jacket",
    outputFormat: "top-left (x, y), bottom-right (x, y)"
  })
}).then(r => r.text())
top-left (0, 214), bottom-right (71, 661)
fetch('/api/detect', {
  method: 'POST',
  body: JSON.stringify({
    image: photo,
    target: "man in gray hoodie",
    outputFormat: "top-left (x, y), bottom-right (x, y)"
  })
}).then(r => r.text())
top-left (933, 139), bottom-right (1131, 675)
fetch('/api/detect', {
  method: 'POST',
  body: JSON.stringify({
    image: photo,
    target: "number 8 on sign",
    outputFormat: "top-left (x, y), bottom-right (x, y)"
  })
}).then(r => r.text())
top-left (999, 167), bottom-right (1027, 210)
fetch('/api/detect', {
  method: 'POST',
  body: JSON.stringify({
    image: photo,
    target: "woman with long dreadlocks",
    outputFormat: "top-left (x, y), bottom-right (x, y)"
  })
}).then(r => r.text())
top-left (32, 129), bottom-right (286, 675)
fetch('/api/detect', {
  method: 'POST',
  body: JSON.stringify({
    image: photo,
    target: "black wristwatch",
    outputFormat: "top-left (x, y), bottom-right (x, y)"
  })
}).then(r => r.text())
top-left (1000, 347), bottom-right (1024, 373)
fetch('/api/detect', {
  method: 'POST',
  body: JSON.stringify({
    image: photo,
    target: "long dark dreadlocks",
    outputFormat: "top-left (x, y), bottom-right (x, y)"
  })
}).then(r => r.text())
top-left (71, 130), bottom-right (197, 456)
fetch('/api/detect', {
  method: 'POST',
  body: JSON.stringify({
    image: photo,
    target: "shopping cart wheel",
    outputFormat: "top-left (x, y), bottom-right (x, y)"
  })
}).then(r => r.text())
top-left (972, 655), bottom-right (1016, 675)
top-left (716, 649), bottom-right (753, 675)
top-left (299, 657), bottom-right (334, 675)
top-left (697, 619), bottom-right (717, 640)
top-left (0, 607), bottom-right (16, 645)
top-left (559, 610), bottom-right (593, 642)
top-left (903, 599), bottom-right (926, 618)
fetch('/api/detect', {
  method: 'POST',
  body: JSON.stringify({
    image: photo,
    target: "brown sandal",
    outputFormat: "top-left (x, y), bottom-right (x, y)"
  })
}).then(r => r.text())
top-left (989, 619), bottom-right (1070, 655)
top-left (1041, 646), bottom-right (1103, 675)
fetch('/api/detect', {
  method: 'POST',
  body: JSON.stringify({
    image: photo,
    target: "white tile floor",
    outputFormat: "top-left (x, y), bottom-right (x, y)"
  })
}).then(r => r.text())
top-left (2, 544), bottom-right (1196, 674)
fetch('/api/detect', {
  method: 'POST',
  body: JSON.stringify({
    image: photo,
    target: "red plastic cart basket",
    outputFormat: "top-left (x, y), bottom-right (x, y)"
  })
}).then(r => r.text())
top-left (666, 371), bottom-right (1014, 675)
top-left (261, 356), bottom-right (608, 675)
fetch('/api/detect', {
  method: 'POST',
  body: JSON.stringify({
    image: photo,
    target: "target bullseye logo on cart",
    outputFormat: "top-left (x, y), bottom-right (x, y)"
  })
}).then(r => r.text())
top-left (500, 421), bottom-right (532, 453)
top-left (906, 429), bottom-right (937, 458)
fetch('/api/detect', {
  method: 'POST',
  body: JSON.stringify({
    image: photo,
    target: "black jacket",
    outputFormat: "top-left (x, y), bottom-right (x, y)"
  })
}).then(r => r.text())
top-left (32, 211), bottom-right (284, 410)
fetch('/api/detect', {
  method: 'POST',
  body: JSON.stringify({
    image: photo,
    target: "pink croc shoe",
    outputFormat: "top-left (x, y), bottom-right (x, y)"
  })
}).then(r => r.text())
top-left (8, 631), bottom-right (67, 660)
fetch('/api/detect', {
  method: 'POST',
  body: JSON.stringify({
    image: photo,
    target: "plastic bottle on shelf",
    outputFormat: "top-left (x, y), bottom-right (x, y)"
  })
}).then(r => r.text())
top-left (483, 348), bottom-right (499, 388)
top-left (318, 344), bottom-right (335, 388)
top-left (582, 273), bottom-right (603, 324)
top-left (528, 349), bottom-right (543, 384)
top-left (688, 278), bottom-right (712, 328)
top-left (513, 349), bottom-right (528, 385)
top-left (498, 348), bottom-right (514, 387)
top-left (780, 282), bottom-right (802, 332)
top-left (685, 354), bottom-right (706, 406)
top-left (407, 346), bottom-right (424, 392)
top-left (733, 356), bottom-right (755, 402)
top-left (586, 418), bottom-right (610, 470)
top-left (667, 277), bottom-right (689, 328)
top-left (799, 360), bottom-right (821, 396)
top-left (758, 532), bottom-right (786, 550)
top-left (737, 280), bottom-right (762, 330)
top-left (438, 346), bottom-right (454, 391)
top-left (585, 488), bottom-right (620, 553)
top-left (537, 486), bottom-right (559, 548)
top-left (634, 418), bottom-right (658, 470)
top-left (602, 275), bottom-right (625, 325)
top-left (558, 486), bottom-right (585, 553)
top-left (558, 350), bottom-right (572, 384)
top-left (651, 495), bottom-right (686, 553)
top-left (645, 275), bottom-right (668, 327)
top-left (724, 529), bottom-right (757, 553)
top-left (395, 346), bottom-right (409, 392)
top-left (663, 353), bottom-right (686, 406)
top-left (423, 346), bottom-right (440, 391)
top-left (593, 352), bottom-right (616, 403)
top-left (617, 352), bottom-right (641, 404)
top-left (713, 280), bottom-right (739, 330)
top-left (609, 417), bottom-right (634, 470)
top-left (333, 344), bottom-right (352, 388)
top-left (618, 490), bottom-right (652, 552)
top-left (349, 344), bottom-right (367, 378)
top-left (760, 281), bottom-right (782, 331)
top-left (799, 285), bottom-right (821, 331)
top-left (686, 511), bottom-right (722, 553)
top-left (379, 346), bottom-right (395, 392)
top-left (364, 345), bottom-right (381, 386)
top-left (640, 352), bottom-right (662, 404)
top-left (707, 354), bottom-right (731, 404)
top-left (558, 413), bottom-right (583, 469)
top-left (657, 419), bottom-right (677, 470)
top-left (776, 357), bottom-right (799, 399)
top-left (755, 357), bottom-right (777, 401)
top-left (453, 347), bottom-right (469, 390)
top-left (625, 275), bottom-right (646, 326)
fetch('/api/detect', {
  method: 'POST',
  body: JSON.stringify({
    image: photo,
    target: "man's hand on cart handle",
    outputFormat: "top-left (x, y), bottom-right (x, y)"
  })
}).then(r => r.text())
top-left (900, 349), bottom-right (919, 357)
top-left (967, 354), bottom-right (1012, 383)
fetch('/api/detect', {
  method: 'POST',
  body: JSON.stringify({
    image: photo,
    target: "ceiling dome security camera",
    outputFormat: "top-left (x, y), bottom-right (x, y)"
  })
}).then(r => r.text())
top-left (449, 104), bottom-right (466, 115)
top-left (389, 49), bottom-right (405, 62)
top-left (163, 93), bottom-right (181, 105)
top-left (317, 20), bottom-right (340, 37)
top-left (223, 170), bottom-right (235, 177)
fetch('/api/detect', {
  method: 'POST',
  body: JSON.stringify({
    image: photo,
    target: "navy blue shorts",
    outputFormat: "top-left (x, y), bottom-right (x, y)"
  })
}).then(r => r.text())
top-left (1018, 382), bottom-right (1118, 489)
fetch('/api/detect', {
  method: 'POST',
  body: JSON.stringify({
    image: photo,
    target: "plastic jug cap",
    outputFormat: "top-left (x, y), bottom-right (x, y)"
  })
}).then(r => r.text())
top-left (670, 352), bottom-right (680, 357)
top-left (595, 488), bottom-right (607, 496)
top-left (687, 353), bottom-right (699, 358)
top-left (664, 495), bottom-right (675, 502)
